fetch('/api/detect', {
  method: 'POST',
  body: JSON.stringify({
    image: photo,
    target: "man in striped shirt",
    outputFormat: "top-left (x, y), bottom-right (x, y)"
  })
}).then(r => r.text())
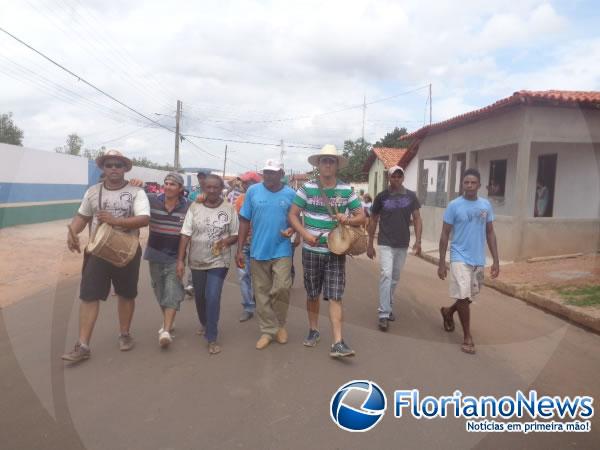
top-left (144, 172), bottom-right (190, 348)
top-left (288, 144), bottom-right (365, 358)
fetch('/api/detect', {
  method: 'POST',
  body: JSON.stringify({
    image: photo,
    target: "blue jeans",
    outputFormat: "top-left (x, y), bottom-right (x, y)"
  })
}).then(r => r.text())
top-left (191, 267), bottom-right (228, 343)
top-left (237, 246), bottom-right (255, 313)
top-left (378, 246), bottom-right (408, 318)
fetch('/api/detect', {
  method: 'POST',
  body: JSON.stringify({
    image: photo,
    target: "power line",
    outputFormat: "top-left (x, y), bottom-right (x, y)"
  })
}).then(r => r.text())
top-left (182, 133), bottom-right (319, 149)
top-left (0, 26), bottom-right (175, 135)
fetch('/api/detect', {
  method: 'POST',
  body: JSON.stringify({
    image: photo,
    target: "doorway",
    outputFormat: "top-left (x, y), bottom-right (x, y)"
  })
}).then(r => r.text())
top-left (534, 154), bottom-right (557, 217)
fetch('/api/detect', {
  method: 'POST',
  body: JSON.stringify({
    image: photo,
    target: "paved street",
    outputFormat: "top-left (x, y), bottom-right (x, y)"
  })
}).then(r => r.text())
top-left (2, 252), bottom-right (599, 450)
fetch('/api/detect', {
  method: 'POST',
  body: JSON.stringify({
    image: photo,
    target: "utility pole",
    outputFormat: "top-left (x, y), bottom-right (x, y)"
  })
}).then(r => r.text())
top-left (222, 145), bottom-right (228, 177)
top-left (361, 94), bottom-right (366, 142)
top-left (174, 99), bottom-right (182, 170)
top-left (280, 139), bottom-right (285, 162)
top-left (429, 84), bottom-right (432, 125)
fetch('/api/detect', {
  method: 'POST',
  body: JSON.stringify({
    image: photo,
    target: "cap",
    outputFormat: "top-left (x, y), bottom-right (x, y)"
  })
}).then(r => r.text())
top-left (164, 172), bottom-right (184, 186)
top-left (261, 159), bottom-right (284, 172)
top-left (388, 165), bottom-right (405, 176)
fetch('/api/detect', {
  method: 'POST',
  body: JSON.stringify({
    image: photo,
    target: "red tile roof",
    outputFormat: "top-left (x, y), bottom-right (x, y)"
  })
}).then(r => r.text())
top-left (363, 147), bottom-right (408, 172)
top-left (399, 90), bottom-right (600, 168)
top-left (403, 90), bottom-right (600, 141)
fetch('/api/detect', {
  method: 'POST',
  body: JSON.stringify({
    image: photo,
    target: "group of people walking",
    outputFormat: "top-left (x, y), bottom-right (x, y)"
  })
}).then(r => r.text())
top-left (62, 143), bottom-right (500, 363)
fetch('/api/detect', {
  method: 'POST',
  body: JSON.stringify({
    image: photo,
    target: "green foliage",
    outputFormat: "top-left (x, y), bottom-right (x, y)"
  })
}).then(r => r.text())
top-left (131, 156), bottom-right (175, 171)
top-left (55, 133), bottom-right (84, 155)
top-left (373, 126), bottom-right (410, 148)
top-left (558, 285), bottom-right (600, 307)
top-left (0, 112), bottom-right (24, 146)
top-left (82, 146), bottom-right (106, 160)
top-left (338, 138), bottom-right (371, 182)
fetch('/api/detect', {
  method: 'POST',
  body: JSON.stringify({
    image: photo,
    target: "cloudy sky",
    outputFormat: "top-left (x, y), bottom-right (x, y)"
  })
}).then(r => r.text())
top-left (1, 0), bottom-right (598, 173)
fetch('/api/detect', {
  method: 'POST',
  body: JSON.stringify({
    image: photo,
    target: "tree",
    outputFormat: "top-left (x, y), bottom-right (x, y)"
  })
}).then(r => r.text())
top-left (131, 156), bottom-right (174, 171)
top-left (338, 138), bottom-right (371, 182)
top-left (0, 112), bottom-right (24, 146)
top-left (373, 126), bottom-right (410, 148)
top-left (55, 133), bottom-right (84, 155)
top-left (82, 146), bottom-right (106, 160)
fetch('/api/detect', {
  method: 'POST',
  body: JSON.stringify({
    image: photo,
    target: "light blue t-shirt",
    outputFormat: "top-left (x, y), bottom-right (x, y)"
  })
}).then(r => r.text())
top-left (239, 183), bottom-right (296, 261)
top-left (443, 196), bottom-right (494, 267)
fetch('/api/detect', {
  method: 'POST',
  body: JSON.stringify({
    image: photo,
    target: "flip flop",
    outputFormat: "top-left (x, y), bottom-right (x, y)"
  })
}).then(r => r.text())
top-left (461, 343), bottom-right (476, 355)
top-left (440, 307), bottom-right (455, 332)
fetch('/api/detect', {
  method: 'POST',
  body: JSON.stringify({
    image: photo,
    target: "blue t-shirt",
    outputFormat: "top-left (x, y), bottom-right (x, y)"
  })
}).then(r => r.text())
top-left (443, 196), bottom-right (494, 267)
top-left (239, 183), bottom-right (296, 261)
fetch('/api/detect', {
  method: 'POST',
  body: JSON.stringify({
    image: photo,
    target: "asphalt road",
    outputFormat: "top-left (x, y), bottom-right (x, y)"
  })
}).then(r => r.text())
top-left (2, 252), bottom-right (599, 450)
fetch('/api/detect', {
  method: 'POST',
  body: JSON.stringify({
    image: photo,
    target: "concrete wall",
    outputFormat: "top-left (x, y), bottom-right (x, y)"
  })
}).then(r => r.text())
top-left (403, 158), bottom-right (418, 192)
top-left (0, 144), bottom-right (171, 228)
top-left (368, 158), bottom-right (386, 196)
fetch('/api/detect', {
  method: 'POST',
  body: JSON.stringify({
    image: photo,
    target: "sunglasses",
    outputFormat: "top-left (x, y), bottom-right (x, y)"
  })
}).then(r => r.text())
top-left (319, 157), bottom-right (337, 165)
top-left (104, 162), bottom-right (125, 169)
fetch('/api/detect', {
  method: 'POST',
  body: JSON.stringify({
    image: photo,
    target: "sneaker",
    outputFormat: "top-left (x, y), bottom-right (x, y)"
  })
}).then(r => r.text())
top-left (159, 330), bottom-right (172, 348)
top-left (118, 334), bottom-right (135, 351)
top-left (275, 327), bottom-right (288, 344)
top-left (184, 285), bottom-right (194, 296)
top-left (61, 343), bottom-right (91, 362)
top-left (388, 312), bottom-right (396, 322)
top-left (329, 340), bottom-right (355, 358)
top-left (378, 318), bottom-right (389, 331)
top-left (255, 334), bottom-right (272, 350)
top-left (239, 311), bottom-right (254, 322)
top-left (158, 326), bottom-right (176, 338)
top-left (303, 329), bottom-right (320, 347)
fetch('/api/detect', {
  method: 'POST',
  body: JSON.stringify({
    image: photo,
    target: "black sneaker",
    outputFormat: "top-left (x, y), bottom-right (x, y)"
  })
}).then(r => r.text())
top-left (378, 318), bottom-right (389, 331)
top-left (330, 340), bottom-right (355, 358)
top-left (303, 329), bottom-right (320, 347)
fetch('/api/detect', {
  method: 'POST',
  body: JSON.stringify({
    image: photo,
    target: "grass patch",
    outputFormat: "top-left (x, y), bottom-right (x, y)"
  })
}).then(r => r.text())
top-left (558, 285), bottom-right (600, 307)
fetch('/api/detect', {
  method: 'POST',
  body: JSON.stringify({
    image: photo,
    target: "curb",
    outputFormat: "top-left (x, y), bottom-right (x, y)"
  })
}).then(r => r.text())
top-left (417, 253), bottom-right (600, 334)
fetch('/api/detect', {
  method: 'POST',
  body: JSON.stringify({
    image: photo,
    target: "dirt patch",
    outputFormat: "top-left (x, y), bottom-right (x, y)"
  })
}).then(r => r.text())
top-left (0, 220), bottom-right (148, 309)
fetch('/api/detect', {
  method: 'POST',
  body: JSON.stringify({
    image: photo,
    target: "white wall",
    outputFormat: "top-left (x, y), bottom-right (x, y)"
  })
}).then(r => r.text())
top-left (0, 143), bottom-right (88, 184)
top-left (403, 158), bottom-right (418, 191)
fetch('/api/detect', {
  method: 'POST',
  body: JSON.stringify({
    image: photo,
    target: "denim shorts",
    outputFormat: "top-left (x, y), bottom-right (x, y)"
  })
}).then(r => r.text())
top-left (302, 249), bottom-right (346, 300)
top-left (149, 261), bottom-right (185, 311)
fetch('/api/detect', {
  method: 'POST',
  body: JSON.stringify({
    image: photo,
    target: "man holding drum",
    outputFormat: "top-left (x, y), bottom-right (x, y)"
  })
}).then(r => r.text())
top-left (288, 144), bottom-right (365, 358)
top-left (62, 150), bottom-right (150, 363)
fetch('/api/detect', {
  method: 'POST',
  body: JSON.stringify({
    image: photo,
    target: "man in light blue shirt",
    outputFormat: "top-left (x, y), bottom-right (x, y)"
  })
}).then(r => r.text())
top-left (237, 159), bottom-right (297, 350)
top-left (438, 168), bottom-right (500, 355)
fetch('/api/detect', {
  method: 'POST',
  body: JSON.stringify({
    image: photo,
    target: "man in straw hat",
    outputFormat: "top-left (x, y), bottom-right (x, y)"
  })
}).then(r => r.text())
top-left (367, 165), bottom-right (422, 332)
top-left (236, 160), bottom-right (296, 350)
top-left (144, 172), bottom-right (190, 348)
top-left (288, 144), bottom-right (365, 358)
top-left (62, 150), bottom-right (150, 363)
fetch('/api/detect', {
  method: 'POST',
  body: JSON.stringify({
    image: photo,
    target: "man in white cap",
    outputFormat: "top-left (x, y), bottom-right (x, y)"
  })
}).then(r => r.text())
top-left (367, 165), bottom-right (422, 331)
top-left (62, 150), bottom-right (150, 363)
top-left (288, 144), bottom-right (365, 358)
top-left (144, 172), bottom-right (190, 348)
top-left (236, 159), bottom-right (296, 350)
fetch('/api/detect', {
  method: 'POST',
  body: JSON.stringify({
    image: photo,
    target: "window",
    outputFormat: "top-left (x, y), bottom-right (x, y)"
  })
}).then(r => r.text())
top-left (487, 160), bottom-right (507, 197)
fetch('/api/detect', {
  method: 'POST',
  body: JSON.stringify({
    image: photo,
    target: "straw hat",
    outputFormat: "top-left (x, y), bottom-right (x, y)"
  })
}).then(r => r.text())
top-left (96, 149), bottom-right (133, 172)
top-left (307, 144), bottom-right (348, 169)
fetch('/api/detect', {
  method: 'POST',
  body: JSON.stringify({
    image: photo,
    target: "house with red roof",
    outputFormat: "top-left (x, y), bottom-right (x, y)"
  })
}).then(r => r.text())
top-left (402, 90), bottom-right (600, 261)
top-left (363, 147), bottom-right (412, 196)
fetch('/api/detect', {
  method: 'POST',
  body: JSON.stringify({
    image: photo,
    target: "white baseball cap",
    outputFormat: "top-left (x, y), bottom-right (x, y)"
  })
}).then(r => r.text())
top-left (388, 165), bottom-right (405, 176)
top-left (261, 159), bottom-right (284, 172)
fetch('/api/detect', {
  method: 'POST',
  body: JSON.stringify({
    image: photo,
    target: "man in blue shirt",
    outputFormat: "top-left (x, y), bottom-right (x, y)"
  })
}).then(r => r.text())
top-left (438, 168), bottom-right (500, 355)
top-left (236, 159), bottom-right (297, 350)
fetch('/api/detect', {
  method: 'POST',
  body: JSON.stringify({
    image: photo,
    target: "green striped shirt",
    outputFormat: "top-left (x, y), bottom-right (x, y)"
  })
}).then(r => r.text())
top-left (293, 180), bottom-right (362, 253)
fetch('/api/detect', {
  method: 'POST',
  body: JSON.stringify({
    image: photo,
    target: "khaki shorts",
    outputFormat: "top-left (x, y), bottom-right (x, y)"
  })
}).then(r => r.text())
top-left (449, 262), bottom-right (484, 300)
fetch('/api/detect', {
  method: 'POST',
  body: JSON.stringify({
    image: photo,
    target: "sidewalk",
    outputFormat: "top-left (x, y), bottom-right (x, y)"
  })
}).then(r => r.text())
top-left (419, 237), bottom-right (600, 333)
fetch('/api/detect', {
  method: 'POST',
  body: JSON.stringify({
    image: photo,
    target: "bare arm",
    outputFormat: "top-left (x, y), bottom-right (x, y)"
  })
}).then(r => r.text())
top-left (366, 213), bottom-right (380, 259)
top-left (66, 214), bottom-right (91, 253)
top-left (236, 217), bottom-right (251, 268)
top-left (486, 222), bottom-right (500, 278)
top-left (176, 234), bottom-right (191, 280)
top-left (289, 203), bottom-right (319, 246)
top-left (95, 212), bottom-right (149, 229)
top-left (412, 209), bottom-right (423, 256)
top-left (438, 222), bottom-right (452, 279)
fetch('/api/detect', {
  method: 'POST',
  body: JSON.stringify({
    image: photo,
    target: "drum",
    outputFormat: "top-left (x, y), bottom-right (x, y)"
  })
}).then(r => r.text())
top-left (87, 223), bottom-right (139, 267)
top-left (327, 225), bottom-right (353, 255)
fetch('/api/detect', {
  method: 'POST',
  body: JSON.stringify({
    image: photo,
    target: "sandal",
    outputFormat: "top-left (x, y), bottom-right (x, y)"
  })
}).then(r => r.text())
top-left (208, 342), bottom-right (221, 355)
top-left (461, 343), bottom-right (476, 355)
top-left (440, 307), bottom-right (455, 332)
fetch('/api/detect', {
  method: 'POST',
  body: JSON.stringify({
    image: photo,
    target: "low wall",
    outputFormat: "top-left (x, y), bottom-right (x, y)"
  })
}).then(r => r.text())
top-left (0, 144), bottom-right (171, 228)
top-left (420, 205), bottom-right (600, 261)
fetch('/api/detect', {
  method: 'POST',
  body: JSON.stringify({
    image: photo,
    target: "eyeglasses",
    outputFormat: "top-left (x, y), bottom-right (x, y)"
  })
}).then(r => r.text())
top-left (104, 162), bottom-right (125, 169)
top-left (319, 157), bottom-right (337, 165)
